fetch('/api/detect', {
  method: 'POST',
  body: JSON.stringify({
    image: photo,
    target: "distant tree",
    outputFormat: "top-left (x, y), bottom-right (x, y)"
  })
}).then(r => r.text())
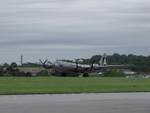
top-left (10, 62), bottom-right (17, 68)
top-left (0, 67), bottom-right (4, 76)
top-left (22, 62), bottom-right (41, 67)
top-left (3, 63), bottom-right (9, 67)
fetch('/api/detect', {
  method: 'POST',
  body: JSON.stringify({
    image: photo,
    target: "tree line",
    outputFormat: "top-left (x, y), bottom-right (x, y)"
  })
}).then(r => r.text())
top-left (0, 53), bottom-right (150, 77)
top-left (83, 53), bottom-right (150, 72)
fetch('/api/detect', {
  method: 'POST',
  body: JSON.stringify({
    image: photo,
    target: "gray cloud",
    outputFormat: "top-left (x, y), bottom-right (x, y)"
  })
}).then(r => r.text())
top-left (0, 0), bottom-right (150, 63)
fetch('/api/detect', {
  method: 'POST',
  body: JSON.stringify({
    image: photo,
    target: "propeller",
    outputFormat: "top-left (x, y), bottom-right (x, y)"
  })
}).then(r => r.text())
top-left (90, 60), bottom-right (96, 71)
top-left (74, 58), bottom-right (84, 70)
top-left (39, 59), bottom-right (48, 65)
top-left (39, 59), bottom-right (54, 69)
top-left (39, 59), bottom-right (49, 68)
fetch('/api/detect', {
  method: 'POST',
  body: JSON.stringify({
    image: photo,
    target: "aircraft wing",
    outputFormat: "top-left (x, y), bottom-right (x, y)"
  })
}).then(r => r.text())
top-left (96, 65), bottom-right (129, 69)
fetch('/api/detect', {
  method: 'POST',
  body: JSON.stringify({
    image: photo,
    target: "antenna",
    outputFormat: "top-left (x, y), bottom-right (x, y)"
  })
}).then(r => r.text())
top-left (20, 55), bottom-right (23, 66)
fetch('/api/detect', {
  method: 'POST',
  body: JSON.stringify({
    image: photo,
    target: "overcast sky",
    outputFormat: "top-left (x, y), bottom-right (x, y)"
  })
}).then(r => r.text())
top-left (0, 0), bottom-right (150, 64)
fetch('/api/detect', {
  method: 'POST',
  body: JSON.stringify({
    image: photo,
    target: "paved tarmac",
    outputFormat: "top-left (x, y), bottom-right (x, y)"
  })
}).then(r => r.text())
top-left (0, 93), bottom-right (150, 113)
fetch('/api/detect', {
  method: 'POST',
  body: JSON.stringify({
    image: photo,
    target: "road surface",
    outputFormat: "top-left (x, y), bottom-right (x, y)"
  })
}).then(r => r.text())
top-left (0, 93), bottom-right (150, 113)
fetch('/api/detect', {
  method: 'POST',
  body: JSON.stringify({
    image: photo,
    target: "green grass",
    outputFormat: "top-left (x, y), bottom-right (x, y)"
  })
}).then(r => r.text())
top-left (0, 77), bottom-right (150, 95)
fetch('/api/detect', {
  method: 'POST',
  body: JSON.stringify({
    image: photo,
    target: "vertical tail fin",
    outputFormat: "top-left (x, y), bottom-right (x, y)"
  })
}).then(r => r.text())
top-left (103, 53), bottom-right (107, 66)
top-left (99, 53), bottom-right (107, 66)
top-left (99, 55), bottom-right (103, 65)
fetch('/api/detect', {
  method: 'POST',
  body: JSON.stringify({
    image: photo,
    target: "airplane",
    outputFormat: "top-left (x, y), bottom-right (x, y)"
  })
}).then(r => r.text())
top-left (39, 53), bottom-right (128, 76)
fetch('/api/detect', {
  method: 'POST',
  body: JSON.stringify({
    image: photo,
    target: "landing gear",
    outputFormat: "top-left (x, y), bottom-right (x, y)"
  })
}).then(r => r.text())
top-left (83, 72), bottom-right (89, 77)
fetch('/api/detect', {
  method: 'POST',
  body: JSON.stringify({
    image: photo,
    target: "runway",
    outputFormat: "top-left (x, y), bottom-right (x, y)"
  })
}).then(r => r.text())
top-left (0, 93), bottom-right (150, 113)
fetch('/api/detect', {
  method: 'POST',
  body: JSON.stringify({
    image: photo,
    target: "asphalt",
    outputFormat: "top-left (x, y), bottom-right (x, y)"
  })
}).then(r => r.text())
top-left (0, 93), bottom-right (150, 113)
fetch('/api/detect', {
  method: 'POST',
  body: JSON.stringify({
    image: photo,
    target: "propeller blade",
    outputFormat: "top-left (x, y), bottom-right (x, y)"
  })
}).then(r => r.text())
top-left (39, 59), bottom-right (43, 64)
top-left (39, 59), bottom-right (48, 66)
top-left (43, 59), bottom-right (48, 64)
